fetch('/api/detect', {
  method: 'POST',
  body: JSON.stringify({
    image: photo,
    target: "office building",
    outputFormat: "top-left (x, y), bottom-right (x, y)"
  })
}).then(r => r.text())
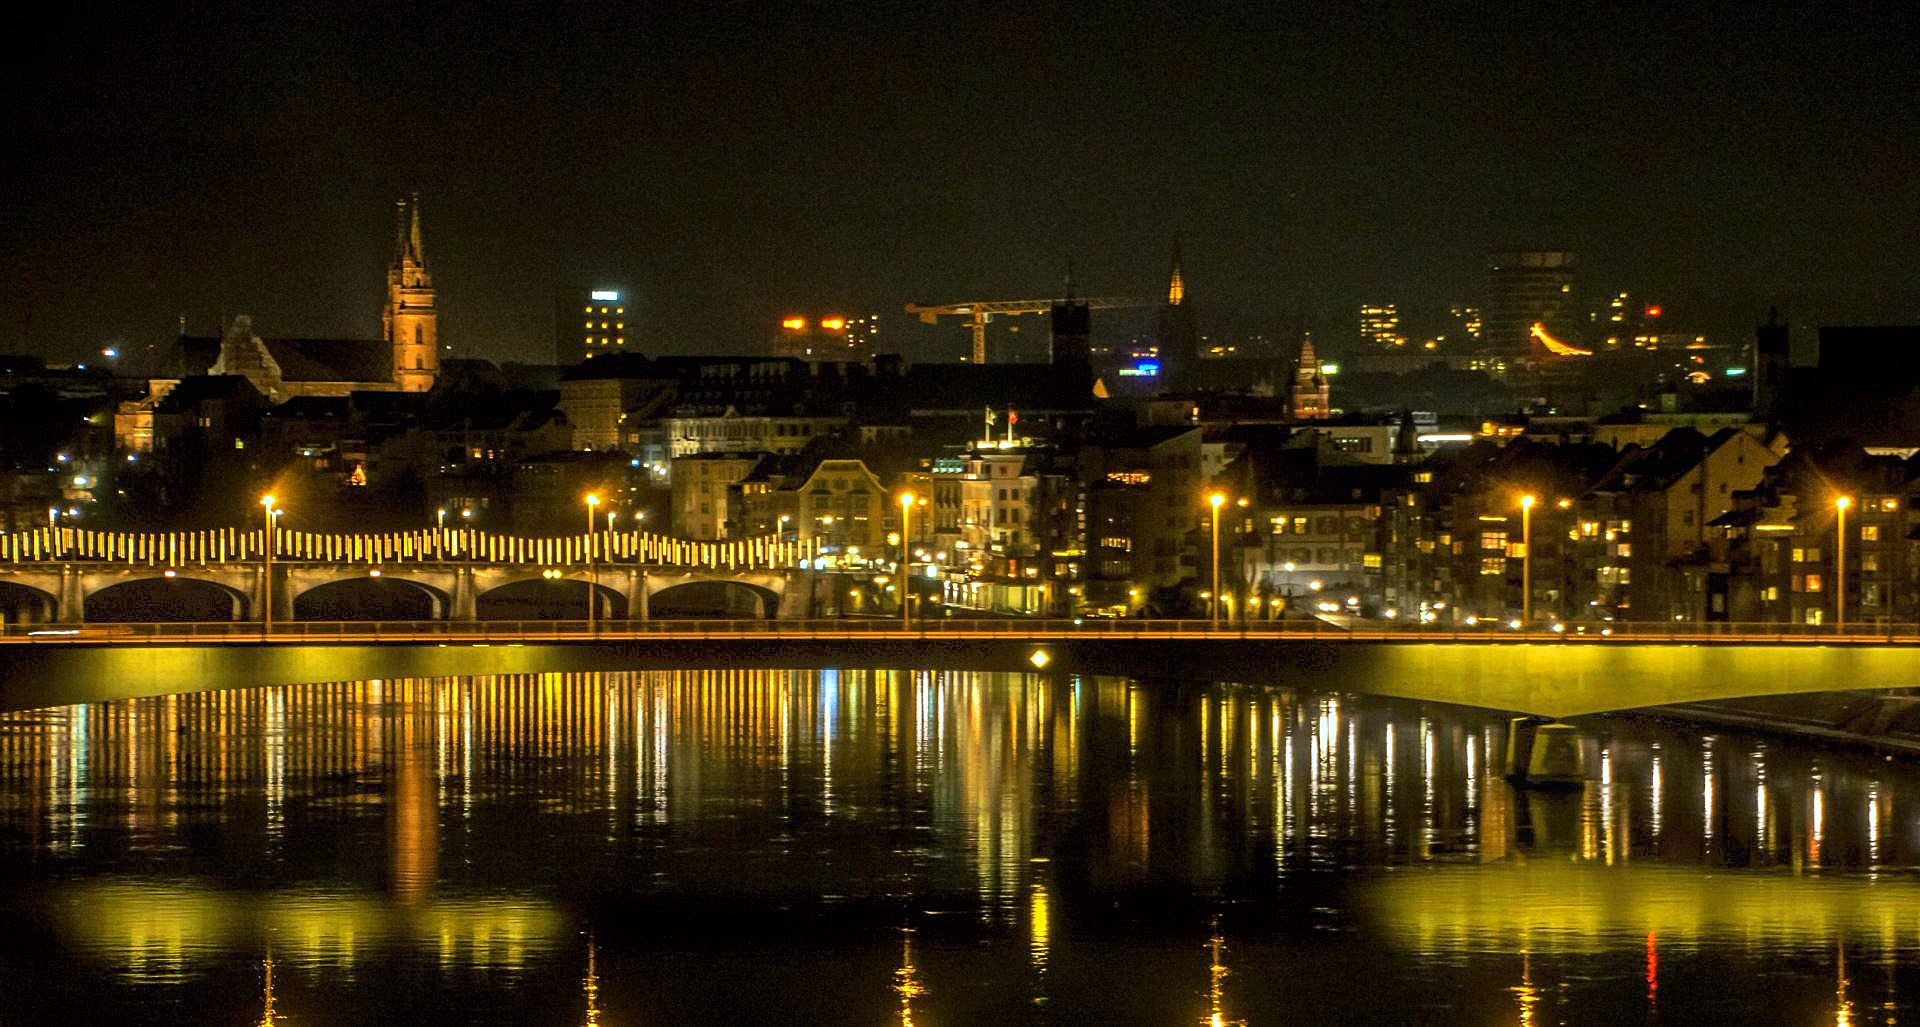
top-left (774, 315), bottom-right (875, 361)
top-left (1481, 251), bottom-right (1576, 357)
top-left (557, 286), bottom-right (630, 365)
top-left (1359, 304), bottom-right (1404, 348)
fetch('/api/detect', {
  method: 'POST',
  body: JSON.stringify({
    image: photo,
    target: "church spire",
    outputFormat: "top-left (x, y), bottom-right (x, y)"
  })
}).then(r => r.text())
top-left (1167, 233), bottom-right (1185, 306)
top-left (385, 195), bottom-right (438, 392)
top-left (391, 199), bottom-right (410, 272)
top-left (407, 193), bottom-right (425, 268)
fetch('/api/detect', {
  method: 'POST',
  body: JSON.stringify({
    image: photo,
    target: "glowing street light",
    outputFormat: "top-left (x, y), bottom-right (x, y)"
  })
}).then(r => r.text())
top-left (1519, 494), bottom-right (1537, 628)
top-left (1208, 492), bottom-right (1227, 626)
top-left (259, 495), bottom-right (279, 634)
top-left (899, 492), bottom-right (917, 628)
top-left (585, 494), bottom-right (601, 633)
top-left (1836, 496), bottom-right (1851, 631)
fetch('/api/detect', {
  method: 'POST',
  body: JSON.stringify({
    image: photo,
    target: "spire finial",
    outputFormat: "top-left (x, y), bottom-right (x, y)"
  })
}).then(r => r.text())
top-left (1063, 256), bottom-right (1077, 299)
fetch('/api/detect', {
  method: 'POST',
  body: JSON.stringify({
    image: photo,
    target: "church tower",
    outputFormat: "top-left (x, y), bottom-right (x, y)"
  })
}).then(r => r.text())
top-left (1157, 235), bottom-right (1198, 387)
top-left (386, 195), bottom-right (438, 392)
top-left (1288, 334), bottom-right (1330, 420)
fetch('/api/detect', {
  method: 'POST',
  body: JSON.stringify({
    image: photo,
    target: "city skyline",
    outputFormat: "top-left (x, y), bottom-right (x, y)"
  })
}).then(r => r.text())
top-left (7, 2), bottom-right (1919, 365)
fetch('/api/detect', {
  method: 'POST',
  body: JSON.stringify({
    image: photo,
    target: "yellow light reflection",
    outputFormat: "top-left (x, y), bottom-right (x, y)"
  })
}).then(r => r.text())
top-left (894, 926), bottom-right (925, 1027)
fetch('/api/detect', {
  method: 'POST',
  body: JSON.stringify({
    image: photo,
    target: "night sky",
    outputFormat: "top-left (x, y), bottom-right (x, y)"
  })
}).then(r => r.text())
top-left (5, 1), bottom-right (1917, 366)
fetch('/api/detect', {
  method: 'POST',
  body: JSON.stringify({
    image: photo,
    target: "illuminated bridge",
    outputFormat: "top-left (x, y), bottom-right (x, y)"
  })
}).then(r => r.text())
top-left (2, 616), bottom-right (1919, 718)
top-left (0, 524), bottom-right (819, 623)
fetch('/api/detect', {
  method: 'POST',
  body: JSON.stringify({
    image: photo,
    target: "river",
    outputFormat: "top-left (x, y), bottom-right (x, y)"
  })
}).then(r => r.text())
top-left (0, 669), bottom-right (1914, 1023)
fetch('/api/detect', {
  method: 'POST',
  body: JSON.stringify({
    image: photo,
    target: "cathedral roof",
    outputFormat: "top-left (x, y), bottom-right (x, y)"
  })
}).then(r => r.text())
top-left (169, 335), bottom-right (392, 384)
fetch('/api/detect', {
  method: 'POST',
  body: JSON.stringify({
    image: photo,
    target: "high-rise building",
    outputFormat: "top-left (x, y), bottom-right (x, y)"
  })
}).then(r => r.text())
top-left (1480, 251), bottom-right (1576, 357)
top-left (556, 286), bottom-right (630, 366)
top-left (845, 314), bottom-right (881, 357)
top-left (773, 315), bottom-right (874, 361)
top-left (1448, 304), bottom-right (1483, 343)
top-left (385, 196), bottom-right (438, 392)
top-left (1359, 304), bottom-right (1404, 348)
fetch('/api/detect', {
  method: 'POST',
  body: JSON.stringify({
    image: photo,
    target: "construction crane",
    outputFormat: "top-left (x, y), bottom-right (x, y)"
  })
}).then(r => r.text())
top-left (905, 297), bottom-right (1154, 364)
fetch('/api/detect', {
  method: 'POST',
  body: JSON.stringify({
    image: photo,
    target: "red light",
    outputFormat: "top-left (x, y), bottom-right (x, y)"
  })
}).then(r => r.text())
top-left (1645, 306), bottom-right (1662, 318)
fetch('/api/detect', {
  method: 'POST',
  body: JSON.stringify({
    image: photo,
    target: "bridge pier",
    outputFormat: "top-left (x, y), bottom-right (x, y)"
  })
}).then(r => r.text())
top-left (56, 565), bottom-right (83, 624)
top-left (451, 567), bottom-right (477, 622)
top-left (628, 569), bottom-right (648, 620)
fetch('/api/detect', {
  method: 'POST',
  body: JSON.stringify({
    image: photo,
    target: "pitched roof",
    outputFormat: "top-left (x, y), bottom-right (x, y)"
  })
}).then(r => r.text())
top-left (170, 335), bottom-right (392, 384)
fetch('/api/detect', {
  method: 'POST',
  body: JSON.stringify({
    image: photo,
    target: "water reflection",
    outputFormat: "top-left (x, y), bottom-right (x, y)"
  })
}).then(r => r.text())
top-left (0, 670), bottom-right (1916, 1021)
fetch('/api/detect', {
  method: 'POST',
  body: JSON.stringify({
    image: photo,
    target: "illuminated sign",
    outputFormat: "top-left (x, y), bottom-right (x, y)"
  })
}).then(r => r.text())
top-left (1724, 367), bottom-right (1748, 377)
top-left (1116, 361), bottom-right (1160, 377)
top-left (590, 290), bottom-right (620, 301)
top-left (781, 317), bottom-right (806, 330)
top-left (819, 318), bottom-right (846, 331)
top-left (1319, 362), bottom-right (1341, 375)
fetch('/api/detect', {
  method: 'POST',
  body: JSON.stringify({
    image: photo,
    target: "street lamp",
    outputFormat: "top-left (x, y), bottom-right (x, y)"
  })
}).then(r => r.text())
top-left (1519, 494), bottom-right (1536, 628)
top-left (585, 493), bottom-right (601, 632)
top-left (899, 492), bottom-right (916, 628)
top-left (259, 495), bottom-right (278, 634)
top-left (1836, 496), bottom-right (1851, 631)
top-left (1208, 492), bottom-right (1227, 626)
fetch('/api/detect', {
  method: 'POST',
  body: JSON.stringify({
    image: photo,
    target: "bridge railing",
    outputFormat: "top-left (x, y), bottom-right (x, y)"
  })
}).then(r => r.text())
top-left (7, 618), bottom-right (1920, 644)
top-left (0, 525), bottom-right (818, 571)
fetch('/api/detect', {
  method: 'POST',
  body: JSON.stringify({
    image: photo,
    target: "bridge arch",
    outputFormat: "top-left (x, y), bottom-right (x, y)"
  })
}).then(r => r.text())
top-left (84, 577), bottom-right (247, 622)
top-left (293, 576), bottom-right (448, 621)
top-left (476, 578), bottom-right (626, 620)
top-left (0, 582), bottom-right (58, 624)
top-left (648, 579), bottom-right (778, 619)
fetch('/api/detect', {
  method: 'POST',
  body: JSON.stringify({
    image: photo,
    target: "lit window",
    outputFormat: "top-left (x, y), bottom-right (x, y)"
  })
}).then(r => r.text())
top-left (1804, 574), bottom-right (1823, 593)
top-left (1480, 556), bottom-right (1506, 575)
top-left (1861, 525), bottom-right (1880, 541)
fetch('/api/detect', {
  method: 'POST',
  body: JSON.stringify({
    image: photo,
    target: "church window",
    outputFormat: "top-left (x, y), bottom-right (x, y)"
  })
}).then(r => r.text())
top-left (414, 326), bottom-right (423, 347)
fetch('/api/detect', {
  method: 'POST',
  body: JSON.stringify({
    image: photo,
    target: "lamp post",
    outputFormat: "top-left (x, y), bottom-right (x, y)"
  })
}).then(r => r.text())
top-left (585, 493), bottom-right (601, 632)
top-left (1836, 496), bottom-right (1851, 631)
top-left (1519, 494), bottom-right (1536, 629)
top-left (899, 492), bottom-right (916, 628)
top-left (259, 495), bottom-right (278, 635)
top-left (1208, 492), bottom-right (1227, 626)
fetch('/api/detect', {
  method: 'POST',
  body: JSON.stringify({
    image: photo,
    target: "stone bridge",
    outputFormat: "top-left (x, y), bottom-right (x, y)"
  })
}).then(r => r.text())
top-left (0, 524), bottom-right (830, 623)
